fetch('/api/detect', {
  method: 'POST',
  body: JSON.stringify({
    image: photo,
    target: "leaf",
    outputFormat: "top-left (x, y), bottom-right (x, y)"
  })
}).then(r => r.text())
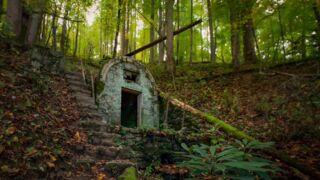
top-left (1, 165), bottom-right (8, 172)
top-left (46, 161), bottom-right (55, 168)
top-left (49, 154), bottom-right (57, 162)
top-left (223, 161), bottom-right (271, 172)
top-left (5, 126), bottom-right (16, 135)
top-left (181, 143), bottom-right (189, 152)
top-left (25, 147), bottom-right (38, 158)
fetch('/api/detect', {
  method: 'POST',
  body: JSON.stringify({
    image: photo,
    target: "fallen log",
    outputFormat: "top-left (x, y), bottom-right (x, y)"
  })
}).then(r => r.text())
top-left (126, 19), bottom-right (202, 56)
top-left (158, 90), bottom-right (320, 179)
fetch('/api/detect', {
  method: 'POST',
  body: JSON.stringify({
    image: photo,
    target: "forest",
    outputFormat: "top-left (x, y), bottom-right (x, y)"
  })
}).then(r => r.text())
top-left (0, 0), bottom-right (319, 179)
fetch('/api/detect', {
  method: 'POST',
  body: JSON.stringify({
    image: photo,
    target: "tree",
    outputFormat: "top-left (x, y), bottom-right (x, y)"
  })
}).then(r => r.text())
top-left (60, 2), bottom-right (70, 53)
top-left (166, 0), bottom-right (175, 73)
top-left (6, 0), bottom-right (22, 38)
top-left (241, 0), bottom-right (257, 63)
top-left (149, 0), bottom-right (155, 63)
top-left (113, 0), bottom-right (122, 58)
top-left (189, 0), bottom-right (194, 63)
top-left (228, 0), bottom-right (241, 69)
top-left (25, 0), bottom-right (46, 46)
top-left (158, 0), bottom-right (165, 63)
top-left (207, 0), bottom-right (216, 62)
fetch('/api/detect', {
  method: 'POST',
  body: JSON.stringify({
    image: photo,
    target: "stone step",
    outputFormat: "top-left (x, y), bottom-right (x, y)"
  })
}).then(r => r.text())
top-left (77, 101), bottom-right (97, 110)
top-left (88, 132), bottom-right (121, 139)
top-left (66, 73), bottom-right (83, 81)
top-left (68, 85), bottom-right (92, 95)
top-left (68, 80), bottom-right (88, 89)
top-left (101, 160), bottom-right (135, 177)
top-left (85, 145), bottom-right (120, 160)
top-left (75, 93), bottom-right (95, 104)
top-left (83, 111), bottom-right (103, 118)
top-left (88, 137), bottom-right (116, 146)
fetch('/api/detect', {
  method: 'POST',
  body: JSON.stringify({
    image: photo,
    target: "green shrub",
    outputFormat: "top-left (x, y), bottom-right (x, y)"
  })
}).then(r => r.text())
top-left (178, 140), bottom-right (278, 179)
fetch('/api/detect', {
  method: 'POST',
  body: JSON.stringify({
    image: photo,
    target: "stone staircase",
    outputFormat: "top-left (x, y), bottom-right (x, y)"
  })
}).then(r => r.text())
top-left (65, 72), bottom-right (136, 179)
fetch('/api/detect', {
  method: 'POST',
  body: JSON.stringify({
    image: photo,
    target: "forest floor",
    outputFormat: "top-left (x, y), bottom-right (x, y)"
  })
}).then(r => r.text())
top-left (0, 46), bottom-right (93, 178)
top-left (151, 59), bottom-right (320, 176)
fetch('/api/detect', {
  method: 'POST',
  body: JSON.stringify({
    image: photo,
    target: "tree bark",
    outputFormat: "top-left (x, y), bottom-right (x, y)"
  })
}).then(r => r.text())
top-left (51, 6), bottom-right (57, 51)
top-left (120, 0), bottom-right (128, 55)
top-left (190, 0), bottom-right (194, 63)
top-left (176, 0), bottom-right (180, 64)
top-left (0, 0), bottom-right (3, 17)
top-left (25, 0), bottom-right (46, 46)
top-left (166, 0), bottom-right (175, 73)
top-left (60, 3), bottom-right (69, 53)
top-left (6, 0), bottom-right (22, 38)
top-left (73, 21), bottom-right (79, 57)
top-left (149, 0), bottom-right (155, 64)
top-left (207, 0), bottom-right (216, 62)
top-left (228, 0), bottom-right (241, 69)
top-left (242, 0), bottom-right (257, 64)
top-left (313, 0), bottom-right (320, 53)
top-left (113, 0), bottom-right (122, 58)
top-left (158, 0), bottom-right (165, 63)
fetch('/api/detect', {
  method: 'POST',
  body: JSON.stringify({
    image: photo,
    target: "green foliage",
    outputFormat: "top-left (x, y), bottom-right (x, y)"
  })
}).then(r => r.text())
top-left (178, 141), bottom-right (278, 179)
top-left (0, 22), bottom-right (14, 40)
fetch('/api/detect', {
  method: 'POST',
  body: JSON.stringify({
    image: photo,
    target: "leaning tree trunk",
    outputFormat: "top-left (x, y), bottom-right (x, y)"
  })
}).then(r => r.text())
top-left (229, 0), bottom-right (241, 69)
top-left (166, 0), bottom-right (175, 73)
top-left (242, 0), bottom-right (257, 64)
top-left (207, 0), bottom-right (216, 62)
top-left (6, 0), bottom-right (22, 38)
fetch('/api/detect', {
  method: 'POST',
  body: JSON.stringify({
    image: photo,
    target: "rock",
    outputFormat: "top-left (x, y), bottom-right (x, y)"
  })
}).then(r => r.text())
top-left (118, 167), bottom-right (138, 180)
top-left (102, 160), bottom-right (135, 177)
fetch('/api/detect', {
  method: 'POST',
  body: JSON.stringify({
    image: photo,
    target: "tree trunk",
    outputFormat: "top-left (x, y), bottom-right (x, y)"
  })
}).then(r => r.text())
top-left (113, 0), bottom-right (122, 58)
top-left (229, 0), bottom-right (241, 69)
top-left (120, 0), bottom-right (128, 56)
top-left (190, 0), bottom-right (194, 63)
top-left (176, 0), bottom-right (180, 64)
top-left (158, 0), bottom-right (165, 63)
top-left (166, 0), bottom-right (175, 73)
top-left (25, 0), bottom-right (46, 46)
top-left (207, 0), bottom-right (216, 62)
top-left (6, 0), bottom-right (22, 38)
top-left (242, 1), bottom-right (257, 64)
top-left (149, 0), bottom-right (155, 64)
top-left (51, 9), bottom-right (57, 51)
top-left (0, 0), bottom-right (3, 17)
top-left (277, 6), bottom-right (286, 60)
top-left (313, 0), bottom-right (320, 53)
top-left (60, 4), bottom-right (69, 53)
top-left (73, 22), bottom-right (79, 57)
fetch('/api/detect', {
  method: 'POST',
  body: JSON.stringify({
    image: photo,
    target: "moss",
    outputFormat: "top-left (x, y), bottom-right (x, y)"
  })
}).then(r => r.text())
top-left (118, 167), bottom-right (137, 180)
top-left (95, 80), bottom-right (105, 95)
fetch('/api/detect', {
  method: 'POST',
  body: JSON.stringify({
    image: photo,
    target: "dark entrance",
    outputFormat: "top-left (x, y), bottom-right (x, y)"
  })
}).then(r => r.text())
top-left (121, 89), bottom-right (139, 128)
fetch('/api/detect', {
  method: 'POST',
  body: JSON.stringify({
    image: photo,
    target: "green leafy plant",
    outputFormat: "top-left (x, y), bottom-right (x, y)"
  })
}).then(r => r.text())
top-left (178, 141), bottom-right (278, 179)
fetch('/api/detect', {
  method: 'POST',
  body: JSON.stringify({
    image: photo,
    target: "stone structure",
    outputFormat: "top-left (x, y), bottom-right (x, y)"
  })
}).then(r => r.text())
top-left (98, 57), bottom-right (159, 128)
